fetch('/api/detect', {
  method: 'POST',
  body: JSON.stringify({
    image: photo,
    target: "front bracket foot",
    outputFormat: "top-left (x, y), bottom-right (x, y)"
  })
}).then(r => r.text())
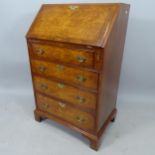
top-left (34, 110), bottom-right (44, 122)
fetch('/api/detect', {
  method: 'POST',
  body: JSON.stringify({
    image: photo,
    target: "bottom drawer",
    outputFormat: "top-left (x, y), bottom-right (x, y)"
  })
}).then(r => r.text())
top-left (36, 94), bottom-right (95, 131)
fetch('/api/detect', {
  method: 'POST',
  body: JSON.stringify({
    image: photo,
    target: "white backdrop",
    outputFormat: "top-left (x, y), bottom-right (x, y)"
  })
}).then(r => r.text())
top-left (0, 1), bottom-right (155, 155)
top-left (0, 0), bottom-right (155, 103)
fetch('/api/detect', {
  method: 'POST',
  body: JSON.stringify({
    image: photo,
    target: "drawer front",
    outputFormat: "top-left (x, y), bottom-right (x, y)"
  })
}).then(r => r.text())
top-left (31, 43), bottom-right (94, 68)
top-left (33, 76), bottom-right (96, 110)
top-left (31, 60), bottom-right (98, 90)
top-left (36, 94), bottom-right (95, 130)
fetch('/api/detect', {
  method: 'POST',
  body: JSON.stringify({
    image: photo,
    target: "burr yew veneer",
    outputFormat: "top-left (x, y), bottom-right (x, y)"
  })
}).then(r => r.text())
top-left (26, 3), bottom-right (130, 150)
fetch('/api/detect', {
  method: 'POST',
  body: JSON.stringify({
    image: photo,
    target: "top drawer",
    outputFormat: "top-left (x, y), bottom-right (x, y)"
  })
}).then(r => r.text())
top-left (30, 43), bottom-right (94, 68)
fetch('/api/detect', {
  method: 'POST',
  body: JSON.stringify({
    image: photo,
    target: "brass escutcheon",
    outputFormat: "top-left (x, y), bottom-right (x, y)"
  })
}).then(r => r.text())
top-left (76, 116), bottom-right (85, 123)
top-left (42, 103), bottom-right (49, 109)
top-left (76, 75), bottom-right (87, 82)
top-left (38, 65), bottom-right (46, 73)
top-left (76, 96), bottom-right (86, 104)
top-left (36, 49), bottom-right (44, 55)
top-left (56, 64), bottom-right (64, 71)
top-left (76, 56), bottom-right (86, 63)
top-left (40, 83), bottom-right (48, 91)
top-left (68, 5), bottom-right (79, 10)
top-left (57, 83), bottom-right (65, 88)
top-left (58, 102), bottom-right (66, 108)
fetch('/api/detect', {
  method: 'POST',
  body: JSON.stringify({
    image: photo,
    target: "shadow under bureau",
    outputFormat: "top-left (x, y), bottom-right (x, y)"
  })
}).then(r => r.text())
top-left (26, 3), bottom-right (130, 150)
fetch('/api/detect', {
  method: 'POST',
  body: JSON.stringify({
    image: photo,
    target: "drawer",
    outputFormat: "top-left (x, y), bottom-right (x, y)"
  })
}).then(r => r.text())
top-left (36, 94), bottom-right (95, 130)
top-left (34, 76), bottom-right (96, 110)
top-left (31, 60), bottom-right (98, 90)
top-left (31, 43), bottom-right (94, 68)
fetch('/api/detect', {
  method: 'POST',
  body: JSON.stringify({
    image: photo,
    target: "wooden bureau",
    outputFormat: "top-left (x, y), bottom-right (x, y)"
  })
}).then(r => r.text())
top-left (26, 3), bottom-right (130, 150)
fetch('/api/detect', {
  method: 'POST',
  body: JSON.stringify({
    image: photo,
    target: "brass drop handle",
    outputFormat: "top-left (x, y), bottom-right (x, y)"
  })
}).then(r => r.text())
top-left (76, 96), bottom-right (86, 104)
top-left (38, 65), bottom-right (46, 73)
top-left (36, 49), bottom-right (44, 56)
top-left (76, 116), bottom-right (85, 123)
top-left (42, 103), bottom-right (49, 109)
top-left (56, 64), bottom-right (64, 71)
top-left (58, 102), bottom-right (66, 108)
top-left (40, 83), bottom-right (48, 91)
top-left (57, 83), bottom-right (65, 88)
top-left (76, 56), bottom-right (86, 63)
top-left (76, 75), bottom-right (87, 82)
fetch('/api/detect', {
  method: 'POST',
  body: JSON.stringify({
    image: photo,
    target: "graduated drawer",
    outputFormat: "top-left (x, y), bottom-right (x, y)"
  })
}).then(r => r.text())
top-left (31, 43), bottom-right (94, 68)
top-left (36, 94), bottom-right (95, 131)
top-left (33, 76), bottom-right (96, 110)
top-left (31, 60), bottom-right (98, 90)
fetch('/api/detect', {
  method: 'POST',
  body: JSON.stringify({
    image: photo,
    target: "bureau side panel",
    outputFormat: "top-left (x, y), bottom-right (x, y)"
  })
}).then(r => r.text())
top-left (97, 5), bottom-right (130, 131)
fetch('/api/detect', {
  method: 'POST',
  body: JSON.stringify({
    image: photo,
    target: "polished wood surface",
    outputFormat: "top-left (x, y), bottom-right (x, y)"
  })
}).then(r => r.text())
top-left (28, 39), bottom-right (102, 71)
top-left (31, 59), bottom-right (98, 90)
top-left (36, 94), bottom-right (95, 130)
top-left (26, 3), bottom-right (130, 151)
top-left (31, 43), bottom-right (95, 68)
top-left (34, 76), bottom-right (96, 110)
top-left (97, 4), bottom-right (130, 131)
top-left (27, 4), bottom-right (121, 47)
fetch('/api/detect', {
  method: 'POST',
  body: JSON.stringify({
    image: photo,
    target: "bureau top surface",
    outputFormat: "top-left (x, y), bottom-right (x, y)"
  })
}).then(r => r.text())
top-left (27, 3), bottom-right (127, 47)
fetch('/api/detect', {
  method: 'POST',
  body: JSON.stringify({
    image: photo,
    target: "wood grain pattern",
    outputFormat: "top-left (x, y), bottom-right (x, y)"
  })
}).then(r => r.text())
top-left (27, 4), bottom-right (120, 47)
top-left (33, 76), bottom-right (96, 110)
top-left (36, 94), bottom-right (95, 130)
top-left (31, 43), bottom-right (95, 68)
top-left (31, 60), bottom-right (98, 90)
top-left (96, 4), bottom-right (130, 131)
top-left (26, 3), bottom-right (130, 151)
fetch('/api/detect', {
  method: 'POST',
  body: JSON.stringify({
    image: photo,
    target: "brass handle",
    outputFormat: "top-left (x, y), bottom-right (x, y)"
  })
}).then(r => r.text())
top-left (68, 5), bottom-right (79, 10)
top-left (76, 75), bottom-right (87, 82)
top-left (42, 103), bottom-right (49, 109)
top-left (38, 65), bottom-right (46, 73)
top-left (56, 64), bottom-right (64, 71)
top-left (57, 83), bottom-right (65, 88)
top-left (76, 96), bottom-right (86, 104)
top-left (76, 56), bottom-right (86, 63)
top-left (36, 49), bottom-right (44, 56)
top-left (40, 84), bottom-right (48, 91)
top-left (58, 102), bottom-right (66, 108)
top-left (76, 116), bottom-right (85, 123)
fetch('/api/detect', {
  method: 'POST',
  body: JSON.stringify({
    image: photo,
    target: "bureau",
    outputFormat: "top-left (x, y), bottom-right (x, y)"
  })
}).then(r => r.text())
top-left (26, 3), bottom-right (130, 150)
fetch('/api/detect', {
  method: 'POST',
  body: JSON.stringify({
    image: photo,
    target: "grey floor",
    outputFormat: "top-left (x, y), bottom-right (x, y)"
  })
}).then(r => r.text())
top-left (0, 90), bottom-right (155, 155)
